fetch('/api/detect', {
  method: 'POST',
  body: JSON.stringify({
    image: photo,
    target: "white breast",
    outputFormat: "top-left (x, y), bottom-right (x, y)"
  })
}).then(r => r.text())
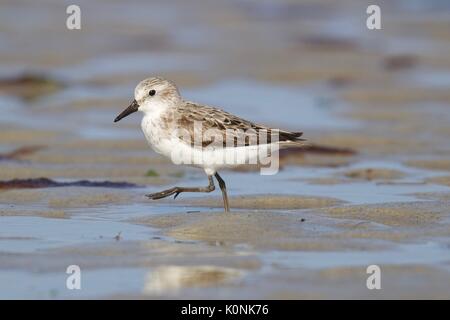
top-left (141, 114), bottom-right (173, 157)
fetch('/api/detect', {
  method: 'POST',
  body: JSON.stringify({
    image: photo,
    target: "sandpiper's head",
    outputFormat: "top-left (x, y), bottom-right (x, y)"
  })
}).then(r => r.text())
top-left (114, 77), bottom-right (181, 122)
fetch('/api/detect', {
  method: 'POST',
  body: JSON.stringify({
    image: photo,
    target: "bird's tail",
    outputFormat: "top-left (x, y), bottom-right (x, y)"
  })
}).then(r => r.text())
top-left (276, 131), bottom-right (309, 148)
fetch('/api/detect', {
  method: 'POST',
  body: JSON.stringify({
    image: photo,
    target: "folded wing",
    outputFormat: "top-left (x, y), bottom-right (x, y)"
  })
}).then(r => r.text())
top-left (174, 102), bottom-right (305, 149)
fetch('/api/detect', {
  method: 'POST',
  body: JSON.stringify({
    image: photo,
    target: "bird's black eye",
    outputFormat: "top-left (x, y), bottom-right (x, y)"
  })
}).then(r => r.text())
top-left (149, 89), bottom-right (156, 96)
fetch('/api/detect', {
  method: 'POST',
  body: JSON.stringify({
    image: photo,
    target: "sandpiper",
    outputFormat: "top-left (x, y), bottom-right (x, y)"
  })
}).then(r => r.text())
top-left (114, 77), bottom-right (305, 212)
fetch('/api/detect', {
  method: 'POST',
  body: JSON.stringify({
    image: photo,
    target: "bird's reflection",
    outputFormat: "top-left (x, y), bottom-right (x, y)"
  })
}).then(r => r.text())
top-left (143, 265), bottom-right (242, 295)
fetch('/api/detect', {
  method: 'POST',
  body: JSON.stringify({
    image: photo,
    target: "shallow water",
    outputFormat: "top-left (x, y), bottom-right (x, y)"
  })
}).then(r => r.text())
top-left (0, 216), bottom-right (154, 253)
top-left (262, 242), bottom-right (450, 270)
top-left (0, 268), bottom-right (148, 299)
top-left (184, 80), bottom-right (359, 130)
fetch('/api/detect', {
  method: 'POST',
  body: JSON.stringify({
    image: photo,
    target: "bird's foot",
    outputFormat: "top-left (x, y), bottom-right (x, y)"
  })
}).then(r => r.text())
top-left (146, 187), bottom-right (181, 200)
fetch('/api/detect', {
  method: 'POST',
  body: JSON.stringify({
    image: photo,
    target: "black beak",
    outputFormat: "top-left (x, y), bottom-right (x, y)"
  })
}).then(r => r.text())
top-left (114, 100), bottom-right (139, 122)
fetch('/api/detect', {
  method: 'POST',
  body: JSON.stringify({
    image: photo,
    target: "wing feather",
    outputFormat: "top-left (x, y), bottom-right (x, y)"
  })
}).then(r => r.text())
top-left (174, 102), bottom-right (305, 148)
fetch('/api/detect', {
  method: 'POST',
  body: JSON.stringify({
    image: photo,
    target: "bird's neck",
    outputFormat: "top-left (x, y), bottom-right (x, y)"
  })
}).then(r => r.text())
top-left (142, 99), bottom-right (179, 120)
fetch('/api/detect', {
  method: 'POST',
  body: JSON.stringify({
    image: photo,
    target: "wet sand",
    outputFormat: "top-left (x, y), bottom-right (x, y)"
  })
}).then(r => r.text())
top-left (1, 0), bottom-right (450, 299)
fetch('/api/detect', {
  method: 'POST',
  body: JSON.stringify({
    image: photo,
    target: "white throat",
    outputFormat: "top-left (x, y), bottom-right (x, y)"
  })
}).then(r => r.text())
top-left (140, 99), bottom-right (179, 157)
top-left (141, 100), bottom-right (174, 119)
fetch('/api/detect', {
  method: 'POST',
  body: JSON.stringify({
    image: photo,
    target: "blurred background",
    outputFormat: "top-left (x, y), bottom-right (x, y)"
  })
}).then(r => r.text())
top-left (1, 0), bottom-right (450, 299)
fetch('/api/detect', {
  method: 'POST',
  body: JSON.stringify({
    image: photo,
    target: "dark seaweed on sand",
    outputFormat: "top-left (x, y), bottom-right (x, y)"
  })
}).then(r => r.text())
top-left (0, 178), bottom-right (140, 190)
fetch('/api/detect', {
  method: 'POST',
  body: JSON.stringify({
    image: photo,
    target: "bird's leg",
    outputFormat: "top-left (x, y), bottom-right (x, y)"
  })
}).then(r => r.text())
top-left (214, 172), bottom-right (230, 212)
top-left (146, 175), bottom-right (215, 200)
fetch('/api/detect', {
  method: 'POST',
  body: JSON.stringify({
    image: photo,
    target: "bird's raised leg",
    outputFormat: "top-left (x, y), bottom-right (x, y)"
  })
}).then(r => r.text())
top-left (146, 175), bottom-right (215, 200)
top-left (214, 172), bottom-right (230, 212)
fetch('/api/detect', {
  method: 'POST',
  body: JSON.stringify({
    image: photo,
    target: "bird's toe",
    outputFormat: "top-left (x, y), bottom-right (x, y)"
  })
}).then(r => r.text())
top-left (146, 188), bottom-right (177, 200)
top-left (146, 192), bottom-right (163, 200)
